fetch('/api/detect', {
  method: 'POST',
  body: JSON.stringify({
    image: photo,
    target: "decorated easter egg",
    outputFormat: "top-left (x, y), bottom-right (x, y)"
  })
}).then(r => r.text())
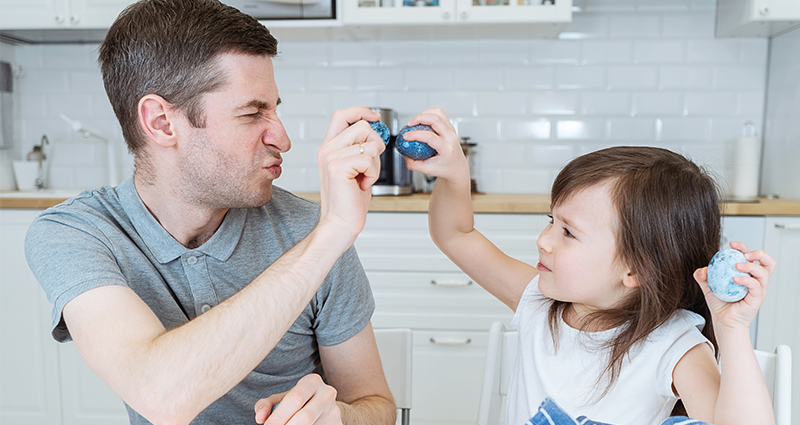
top-left (369, 120), bottom-right (391, 145)
top-left (707, 248), bottom-right (750, 302)
top-left (395, 124), bottom-right (437, 160)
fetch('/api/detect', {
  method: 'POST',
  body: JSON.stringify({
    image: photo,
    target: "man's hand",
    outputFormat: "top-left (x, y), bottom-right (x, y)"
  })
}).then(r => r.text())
top-left (254, 374), bottom-right (342, 425)
top-left (316, 107), bottom-right (385, 242)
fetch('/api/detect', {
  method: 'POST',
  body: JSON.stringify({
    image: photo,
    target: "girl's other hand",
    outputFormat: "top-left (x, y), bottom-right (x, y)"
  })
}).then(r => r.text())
top-left (693, 241), bottom-right (777, 331)
top-left (401, 108), bottom-right (469, 185)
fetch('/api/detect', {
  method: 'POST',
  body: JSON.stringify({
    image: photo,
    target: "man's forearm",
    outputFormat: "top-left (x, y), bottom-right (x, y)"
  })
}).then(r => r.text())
top-left (339, 395), bottom-right (397, 425)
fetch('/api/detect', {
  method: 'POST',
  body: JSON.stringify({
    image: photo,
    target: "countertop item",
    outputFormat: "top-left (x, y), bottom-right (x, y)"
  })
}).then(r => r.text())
top-left (4, 191), bottom-right (800, 215)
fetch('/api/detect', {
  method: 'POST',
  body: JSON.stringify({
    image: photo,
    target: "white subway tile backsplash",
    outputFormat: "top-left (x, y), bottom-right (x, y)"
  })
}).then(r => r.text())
top-left (530, 40), bottom-right (581, 64)
top-left (428, 92), bottom-right (477, 117)
top-left (479, 39), bottom-right (530, 65)
top-left (608, 118), bottom-right (658, 142)
top-left (504, 119), bottom-right (552, 140)
top-left (504, 67), bottom-right (555, 90)
top-left (355, 68), bottom-right (405, 91)
top-left (659, 65), bottom-right (713, 89)
top-left (684, 92), bottom-right (738, 116)
top-left (659, 117), bottom-right (711, 142)
top-left (455, 68), bottom-right (504, 90)
top-left (556, 119), bottom-right (607, 140)
top-left (607, 65), bottom-right (658, 89)
top-left (555, 65), bottom-right (606, 89)
top-left (581, 40), bottom-right (633, 64)
top-left (306, 68), bottom-right (354, 91)
top-left (580, 92), bottom-right (631, 115)
top-left (661, 12), bottom-right (715, 38)
top-left (609, 14), bottom-right (661, 38)
top-left (5, 5), bottom-right (771, 193)
top-left (478, 92), bottom-right (527, 116)
top-left (529, 92), bottom-right (578, 115)
top-left (633, 40), bottom-right (685, 63)
top-left (712, 65), bottom-right (766, 90)
top-left (404, 68), bottom-right (454, 91)
top-left (632, 92), bottom-right (683, 115)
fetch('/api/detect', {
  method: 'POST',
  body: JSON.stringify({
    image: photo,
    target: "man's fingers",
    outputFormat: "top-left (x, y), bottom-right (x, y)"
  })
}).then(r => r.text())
top-left (323, 107), bottom-right (381, 143)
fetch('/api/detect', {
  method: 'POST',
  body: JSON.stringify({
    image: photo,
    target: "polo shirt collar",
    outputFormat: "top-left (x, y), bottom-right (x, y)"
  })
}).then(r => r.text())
top-left (117, 178), bottom-right (246, 264)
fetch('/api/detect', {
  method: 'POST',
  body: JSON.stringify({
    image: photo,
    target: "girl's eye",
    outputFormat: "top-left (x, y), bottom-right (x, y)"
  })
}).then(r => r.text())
top-left (562, 227), bottom-right (575, 238)
top-left (547, 214), bottom-right (553, 224)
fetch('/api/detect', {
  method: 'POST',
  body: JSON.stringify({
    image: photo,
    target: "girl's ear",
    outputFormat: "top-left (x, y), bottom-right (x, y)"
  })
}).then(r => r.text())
top-left (138, 94), bottom-right (178, 148)
top-left (622, 270), bottom-right (640, 288)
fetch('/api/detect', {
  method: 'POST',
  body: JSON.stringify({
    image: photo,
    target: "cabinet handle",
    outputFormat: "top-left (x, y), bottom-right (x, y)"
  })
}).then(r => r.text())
top-left (70, 15), bottom-right (80, 24)
top-left (430, 279), bottom-right (473, 287)
top-left (54, 14), bottom-right (65, 24)
top-left (775, 223), bottom-right (800, 231)
top-left (430, 337), bottom-right (471, 346)
top-left (460, 10), bottom-right (469, 19)
top-left (441, 11), bottom-right (451, 19)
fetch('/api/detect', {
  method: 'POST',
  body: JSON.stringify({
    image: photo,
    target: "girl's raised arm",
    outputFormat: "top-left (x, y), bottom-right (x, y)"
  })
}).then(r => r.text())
top-left (406, 108), bottom-right (537, 310)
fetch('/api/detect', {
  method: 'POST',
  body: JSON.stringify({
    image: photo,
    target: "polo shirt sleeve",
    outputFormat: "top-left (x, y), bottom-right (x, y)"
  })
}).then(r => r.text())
top-left (25, 207), bottom-right (128, 343)
top-left (311, 244), bottom-right (375, 347)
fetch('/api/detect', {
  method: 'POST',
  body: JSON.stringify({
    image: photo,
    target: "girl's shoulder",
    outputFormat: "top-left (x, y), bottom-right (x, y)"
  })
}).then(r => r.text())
top-left (650, 309), bottom-right (706, 338)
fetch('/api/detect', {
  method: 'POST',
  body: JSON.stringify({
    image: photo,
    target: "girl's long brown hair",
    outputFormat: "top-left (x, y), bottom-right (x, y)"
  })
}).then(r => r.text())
top-left (547, 146), bottom-right (720, 400)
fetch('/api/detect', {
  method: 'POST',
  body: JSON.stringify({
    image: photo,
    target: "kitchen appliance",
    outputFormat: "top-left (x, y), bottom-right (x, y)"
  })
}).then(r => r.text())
top-left (371, 108), bottom-right (413, 196)
top-left (222, 0), bottom-right (335, 20)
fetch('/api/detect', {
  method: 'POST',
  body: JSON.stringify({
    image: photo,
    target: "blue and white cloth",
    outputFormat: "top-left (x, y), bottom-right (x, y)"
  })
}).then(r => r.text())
top-left (526, 398), bottom-right (711, 425)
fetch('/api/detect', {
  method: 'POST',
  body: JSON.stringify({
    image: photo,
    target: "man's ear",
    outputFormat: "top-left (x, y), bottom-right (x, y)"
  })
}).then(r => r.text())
top-left (138, 94), bottom-right (178, 148)
top-left (622, 270), bottom-right (640, 288)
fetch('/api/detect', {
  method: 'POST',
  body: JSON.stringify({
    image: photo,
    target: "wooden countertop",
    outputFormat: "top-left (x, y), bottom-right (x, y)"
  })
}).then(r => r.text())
top-left (4, 191), bottom-right (799, 215)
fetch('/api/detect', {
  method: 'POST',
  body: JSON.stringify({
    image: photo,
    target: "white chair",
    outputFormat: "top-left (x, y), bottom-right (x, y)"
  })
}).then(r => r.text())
top-left (476, 320), bottom-right (792, 425)
top-left (374, 328), bottom-right (413, 425)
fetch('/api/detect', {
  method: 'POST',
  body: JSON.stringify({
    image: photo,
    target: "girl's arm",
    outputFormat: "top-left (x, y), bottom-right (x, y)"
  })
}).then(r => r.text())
top-left (673, 241), bottom-right (776, 425)
top-left (405, 109), bottom-right (537, 310)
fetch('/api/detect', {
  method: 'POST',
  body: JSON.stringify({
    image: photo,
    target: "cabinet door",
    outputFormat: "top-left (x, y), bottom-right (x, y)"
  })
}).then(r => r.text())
top-left (0, 210), bottom-right (62, 424)
top-left (0, 0), bottom-right (70, 29)
top-left (756, 216), bottom-right (800, 422)
top-left (58, 344), bottom-right (129, 425)
top-left (454, 0), bottom-right (572, 25)
top-left (410, 330), bottom-right (490, 425)
top-left (343, 0), bottom-right (457, 25)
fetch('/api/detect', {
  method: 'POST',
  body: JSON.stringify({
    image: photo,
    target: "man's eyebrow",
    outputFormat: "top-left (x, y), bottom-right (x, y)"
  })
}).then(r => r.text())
top-left (235, 98), bottom-right (281, 111)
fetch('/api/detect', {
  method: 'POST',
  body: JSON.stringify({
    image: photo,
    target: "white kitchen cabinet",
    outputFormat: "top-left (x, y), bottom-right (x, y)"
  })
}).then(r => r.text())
top-left (0, 0), bottom-right (131, 30)
top-left (0, 209), bottom-right (62, 425)
top-left (343, 0), bottom-right (571, 28)
top-left (0, 209), bottom-right (127, 425)
top-left (716, 0), bottom-right (800, 37)
top-left (756, 216), bottom-right (800, 423)
top-left (357, 212), bottom-right (547, 425)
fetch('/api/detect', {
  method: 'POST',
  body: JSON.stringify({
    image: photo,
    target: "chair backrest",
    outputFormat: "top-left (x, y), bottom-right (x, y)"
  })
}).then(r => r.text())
top-left (754, 345), bottom-right (792, 425)
top-left (374, 328), bottom-right (413, 425)
top-left (477, 322), bottom-right (517, 425)
top-left (477, 321), bottom-right (792, 425)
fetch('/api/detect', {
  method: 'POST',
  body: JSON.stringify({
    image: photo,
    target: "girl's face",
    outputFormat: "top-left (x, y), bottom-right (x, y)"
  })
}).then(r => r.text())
top-left (536, 182), bottom-right (638, 323)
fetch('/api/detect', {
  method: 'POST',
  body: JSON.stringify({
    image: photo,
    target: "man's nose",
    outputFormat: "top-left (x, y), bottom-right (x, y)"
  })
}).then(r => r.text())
top-left (265, 121), bottom-right (291, 153)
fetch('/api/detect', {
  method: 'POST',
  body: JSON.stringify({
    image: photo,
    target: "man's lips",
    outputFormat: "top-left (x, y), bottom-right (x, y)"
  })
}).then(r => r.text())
top-left (536, 262), bottom-right (551, 272)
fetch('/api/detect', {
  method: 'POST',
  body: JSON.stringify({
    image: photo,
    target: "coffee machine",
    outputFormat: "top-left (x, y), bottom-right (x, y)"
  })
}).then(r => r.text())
top-left (370, 107), bottom-right (413, 196)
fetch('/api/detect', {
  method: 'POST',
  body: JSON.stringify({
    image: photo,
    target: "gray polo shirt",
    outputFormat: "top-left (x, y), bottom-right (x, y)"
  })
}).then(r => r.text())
top-left (25, 178), bottom-right (374, 424)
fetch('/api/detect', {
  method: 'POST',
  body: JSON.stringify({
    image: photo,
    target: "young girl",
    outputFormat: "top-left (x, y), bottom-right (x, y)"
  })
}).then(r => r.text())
top-left (402, 108), bottom-right (776, 425)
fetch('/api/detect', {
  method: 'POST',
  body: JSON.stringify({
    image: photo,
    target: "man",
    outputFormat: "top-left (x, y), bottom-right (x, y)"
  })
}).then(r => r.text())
top-left (24, 0), bottom-right (394, 424)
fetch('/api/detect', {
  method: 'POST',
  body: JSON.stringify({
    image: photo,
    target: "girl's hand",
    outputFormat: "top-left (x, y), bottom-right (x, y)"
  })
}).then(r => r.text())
top-left (401, 108), bottom-right (470, 185)
top-left (694, 241), bottom-right (777, 331)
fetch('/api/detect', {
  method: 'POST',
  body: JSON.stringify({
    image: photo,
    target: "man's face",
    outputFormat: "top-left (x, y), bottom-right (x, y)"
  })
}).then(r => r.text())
top-left (177, 53), bottom-right (291, 209)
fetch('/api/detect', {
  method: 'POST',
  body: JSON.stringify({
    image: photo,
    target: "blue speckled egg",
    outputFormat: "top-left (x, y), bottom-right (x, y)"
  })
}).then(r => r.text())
top-left (369, 120), bottom-right (391, 145)
top-left (395, 124), bottom-right (437, 160)
top-left (707, 248), bottom-right (750, 302)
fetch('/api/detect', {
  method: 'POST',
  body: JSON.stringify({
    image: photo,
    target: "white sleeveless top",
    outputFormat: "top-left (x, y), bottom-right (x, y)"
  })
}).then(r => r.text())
top-left (507, 276), bottom-right (711, 425)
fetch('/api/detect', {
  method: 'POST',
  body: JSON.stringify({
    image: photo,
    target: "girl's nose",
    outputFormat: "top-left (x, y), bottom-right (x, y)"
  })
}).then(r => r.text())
top-left (537, 225), bottom-right (554, 254)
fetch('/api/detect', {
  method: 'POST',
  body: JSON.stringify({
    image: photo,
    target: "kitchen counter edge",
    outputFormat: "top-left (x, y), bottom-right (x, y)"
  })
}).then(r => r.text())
top-left (2, 192), bottom-right (800, 216)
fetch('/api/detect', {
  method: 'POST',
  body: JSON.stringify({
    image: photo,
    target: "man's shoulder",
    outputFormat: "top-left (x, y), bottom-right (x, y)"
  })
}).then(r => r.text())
top-left (265, 186), bottom-right (321, 216)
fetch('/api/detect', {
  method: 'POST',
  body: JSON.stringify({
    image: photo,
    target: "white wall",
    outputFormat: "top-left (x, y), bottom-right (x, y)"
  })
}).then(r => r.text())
top-left (761, 28), bottom-right (800, 200)
top-left (0, 0), bottom-right (777, 195)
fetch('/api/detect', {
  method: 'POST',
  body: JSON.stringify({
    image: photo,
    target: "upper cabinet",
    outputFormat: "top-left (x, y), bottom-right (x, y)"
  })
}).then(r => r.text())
top-left (343, 0), bottom-right (572, 35)
top-left (0, 0), bottom-right (131, 29)
top-left (716, 0), bottom-right (800, 37)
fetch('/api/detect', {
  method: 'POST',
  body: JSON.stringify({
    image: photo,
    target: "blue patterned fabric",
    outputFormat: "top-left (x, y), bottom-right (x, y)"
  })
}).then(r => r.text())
top-left (525, 398), bottom-right (711, 425)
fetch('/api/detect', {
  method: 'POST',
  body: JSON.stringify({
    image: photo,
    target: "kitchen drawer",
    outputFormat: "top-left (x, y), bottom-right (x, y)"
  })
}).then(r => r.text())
top-left (356, 212), bottom-right (545, 272)
top-left (368, 271), bottom-right (512, 331)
